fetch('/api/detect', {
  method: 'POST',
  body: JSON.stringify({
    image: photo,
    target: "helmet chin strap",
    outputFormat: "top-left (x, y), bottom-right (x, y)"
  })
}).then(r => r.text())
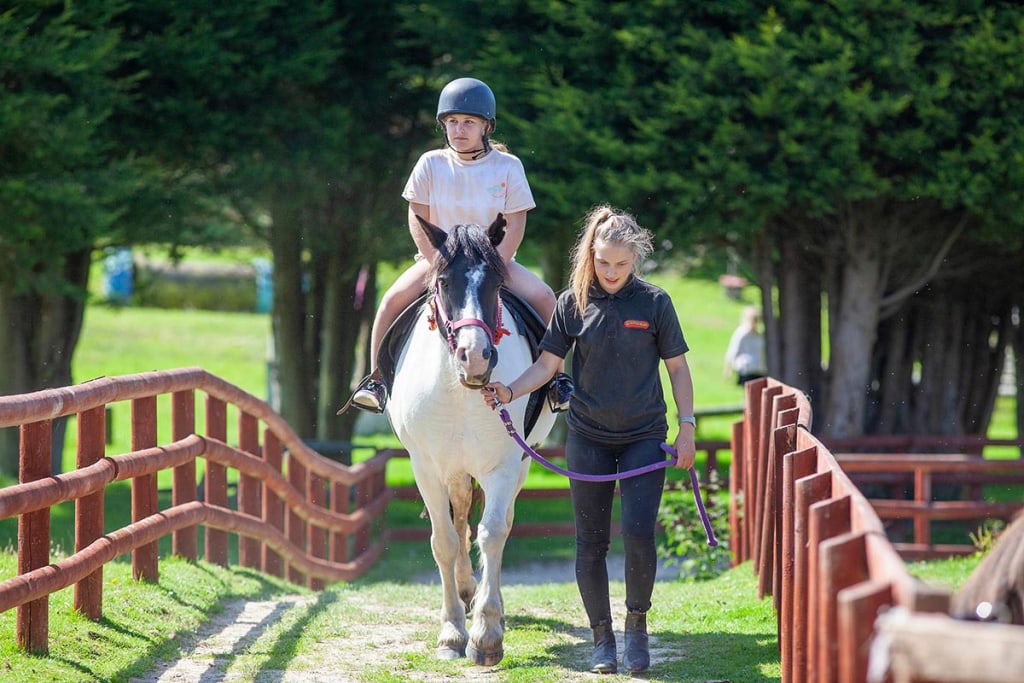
top-left (446, 136), bottom-right (490, 160)
top-left (443, 124), bottom-right (492, 160)
top-left (472, 137), bottom-right (491, 159)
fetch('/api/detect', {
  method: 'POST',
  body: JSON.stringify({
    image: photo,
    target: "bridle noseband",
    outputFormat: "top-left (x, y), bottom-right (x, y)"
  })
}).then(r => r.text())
top-left (432, 288), bottom-right (508, 352)
top-left (430, 277), bottom-right (511, 372)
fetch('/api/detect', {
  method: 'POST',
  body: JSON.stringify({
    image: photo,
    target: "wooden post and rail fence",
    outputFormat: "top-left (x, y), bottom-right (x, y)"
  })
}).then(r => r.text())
top-left (733, 377), bottom-right (1024, 682)
top-left (0, 367), bottom-right (393, 653)
top-left (2, 368), bottom-right (1024, 679)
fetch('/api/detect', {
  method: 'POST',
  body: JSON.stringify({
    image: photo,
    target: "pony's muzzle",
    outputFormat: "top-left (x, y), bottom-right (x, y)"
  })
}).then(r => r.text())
top-left (459, 347), bottom-right (496, 388)
top-left (455, 333), bottom-right (497, 387)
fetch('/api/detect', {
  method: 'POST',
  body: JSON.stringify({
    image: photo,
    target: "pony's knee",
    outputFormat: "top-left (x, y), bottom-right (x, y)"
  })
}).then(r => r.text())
top-left (475, 516), bottom-right (511, 553)
top-left (430, 526), bottom-right (462, 563)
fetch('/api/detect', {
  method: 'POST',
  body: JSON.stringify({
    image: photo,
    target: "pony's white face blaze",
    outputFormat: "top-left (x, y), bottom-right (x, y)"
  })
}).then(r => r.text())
top-left (448, 261), bottom-right (496, 388)
top-left (464, 263), bottom-right (486, 314)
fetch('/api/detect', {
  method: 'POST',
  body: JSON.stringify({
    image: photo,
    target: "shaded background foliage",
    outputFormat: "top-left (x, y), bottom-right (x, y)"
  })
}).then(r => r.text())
top-left (2, 0), bottom-right (1023, 474)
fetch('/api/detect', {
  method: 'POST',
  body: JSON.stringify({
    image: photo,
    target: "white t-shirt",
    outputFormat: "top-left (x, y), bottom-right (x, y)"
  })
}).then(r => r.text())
top-left (402, 147), bottom-right (536, 231)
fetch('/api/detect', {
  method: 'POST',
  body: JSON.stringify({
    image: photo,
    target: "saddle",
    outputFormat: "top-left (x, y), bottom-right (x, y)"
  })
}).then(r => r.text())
top-left (378, 288), bottom-right (549, 436)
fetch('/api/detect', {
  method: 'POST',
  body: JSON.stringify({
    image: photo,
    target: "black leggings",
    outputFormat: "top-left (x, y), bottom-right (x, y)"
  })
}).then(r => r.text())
top-left (566, 430), bottom-right (666, 627)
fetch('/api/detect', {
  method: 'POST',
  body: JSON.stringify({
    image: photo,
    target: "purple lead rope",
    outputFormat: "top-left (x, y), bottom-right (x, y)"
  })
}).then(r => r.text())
top-left (497, 407), bottom-right (718, 547)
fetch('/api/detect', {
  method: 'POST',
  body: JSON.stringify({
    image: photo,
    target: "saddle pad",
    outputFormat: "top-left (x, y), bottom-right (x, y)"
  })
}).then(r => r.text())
top-left (377, 288), bottom-right (548, 438)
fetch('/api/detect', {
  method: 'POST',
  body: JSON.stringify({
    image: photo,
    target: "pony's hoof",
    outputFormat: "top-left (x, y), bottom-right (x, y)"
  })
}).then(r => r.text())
top-left (436, 644), bottom-right (465, 660)
top-left (467, 643), bottom-right (503, 666)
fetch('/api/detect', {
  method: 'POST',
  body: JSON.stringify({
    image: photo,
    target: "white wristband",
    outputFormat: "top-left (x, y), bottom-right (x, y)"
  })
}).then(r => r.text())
top-left (678, 415), bottom-right (696, 427)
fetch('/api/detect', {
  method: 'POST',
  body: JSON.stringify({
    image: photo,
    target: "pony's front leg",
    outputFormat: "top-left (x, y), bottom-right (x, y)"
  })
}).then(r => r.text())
top-left (418, 482), bottom-right (470, 660)
top-left (466, 464), bottom-right (527, 666)
top-left (448, 474), bottom-right (478, 612)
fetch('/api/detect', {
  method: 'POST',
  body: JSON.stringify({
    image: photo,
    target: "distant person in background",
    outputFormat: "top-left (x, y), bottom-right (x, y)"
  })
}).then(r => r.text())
top-left (724, 306), bottom-right (767, 385)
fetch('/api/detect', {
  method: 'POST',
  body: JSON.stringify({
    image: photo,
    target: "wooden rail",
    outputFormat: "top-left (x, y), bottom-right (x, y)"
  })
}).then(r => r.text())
top-left (731, 377), bottom-right (951, 683)
top-left (0, 367), bottom-right (394, 653)
top-left (835, 453), bottom-right (1024, 559)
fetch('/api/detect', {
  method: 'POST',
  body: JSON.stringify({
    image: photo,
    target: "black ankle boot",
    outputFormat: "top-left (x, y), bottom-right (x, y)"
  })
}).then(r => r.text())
top-left (590, 620), bottom-right (617, 674)
top-left (623, 610), bottom-right (650, 672)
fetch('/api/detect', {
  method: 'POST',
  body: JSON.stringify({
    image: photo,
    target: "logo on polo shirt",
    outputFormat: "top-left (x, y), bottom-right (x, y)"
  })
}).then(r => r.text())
top-left (624, 320), bottom-right (650, 330)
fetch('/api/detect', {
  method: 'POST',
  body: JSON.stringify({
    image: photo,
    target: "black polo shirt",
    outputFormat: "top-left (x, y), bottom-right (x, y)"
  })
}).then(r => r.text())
top-left (539, 277), bottom-right (689, 444)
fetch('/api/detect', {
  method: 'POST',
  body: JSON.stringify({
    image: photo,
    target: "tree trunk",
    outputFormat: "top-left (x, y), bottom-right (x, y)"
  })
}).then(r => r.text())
top-left (776, 220), bottom-right (823, 402)
top-left (871, 310), bottom-right (914, 434)
top-left (823, 209), bottom-right (884, 438)
top-left (0, 249), bottom-right (90, 475)
top-left (316, 250), bottom-right (374, 444)
top-left (269, 193), bottom-right (315, 437)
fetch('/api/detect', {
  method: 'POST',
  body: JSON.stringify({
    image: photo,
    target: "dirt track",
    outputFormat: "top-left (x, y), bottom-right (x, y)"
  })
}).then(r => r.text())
top-left (131, 557), bottom-right (681, 683)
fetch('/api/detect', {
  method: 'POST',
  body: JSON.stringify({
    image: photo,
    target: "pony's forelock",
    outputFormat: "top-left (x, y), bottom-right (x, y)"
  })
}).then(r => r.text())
top-left (429, 224), bottom-right (508, 282)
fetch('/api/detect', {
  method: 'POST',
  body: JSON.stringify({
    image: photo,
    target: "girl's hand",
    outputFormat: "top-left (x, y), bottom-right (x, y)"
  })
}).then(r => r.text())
top-left (481, 383), bottom-right (512, 409)
top-left (673, 426), bottom-right (696, 470)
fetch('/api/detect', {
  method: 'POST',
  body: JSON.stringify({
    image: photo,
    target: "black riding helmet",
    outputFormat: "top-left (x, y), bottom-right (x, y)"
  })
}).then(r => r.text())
top-left (436, 77), bottom-right (496, 158)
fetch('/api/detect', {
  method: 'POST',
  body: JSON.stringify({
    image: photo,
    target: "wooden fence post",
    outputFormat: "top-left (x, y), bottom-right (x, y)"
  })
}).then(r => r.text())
top-left (262, 429), bottom-right (285, 578)
top-left (782, 447), bottom-right (819, 683)
top-left (793, 470), bottom-right (832, 683)
top-left (131, 396), bottom-right (159, 582)
top-left (744, 379), bottom-right (766, 569)
top-left (763, 399), bottom-right (798, 605)
top-left (238, 412), bottom-right (261, 569)
top-left (808, 495), bottom-right (851, 683)
top-left (171, 390), bottom-right (197, 560)
top-left (818, 532), bottom-right (868, 683)
top-left (838, 580), bottom-right (892, 683)
top-left (914, 465), bottom-right (932, 548)
top-left (354, 476), bottom-right (373, 558)
top-left (205, 396), bottom-right (229, 567)
top-left (752, 383), bottom-right (782, 574)
top-left (729, 420), bottom-right (745, 566)
top-left (308, 473), bottom-right (327, 591)
top-left (286, 452), bottom-right (307, 585)
top-left (332, 479), bottom-right (351, 565)
top-left (17, 420), bottom-right (51, 653)
top-left (75, 406), bottom-right (106, 619)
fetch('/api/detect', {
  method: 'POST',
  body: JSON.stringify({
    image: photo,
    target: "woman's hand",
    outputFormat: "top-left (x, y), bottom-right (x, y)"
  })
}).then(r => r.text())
top-left (672, 425), bottom-right (696, 470)
top-left (481, 382), bottom-right (513, 409)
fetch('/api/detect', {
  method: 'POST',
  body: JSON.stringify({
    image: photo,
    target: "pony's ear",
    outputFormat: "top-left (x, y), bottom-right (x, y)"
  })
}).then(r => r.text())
top-left (488, 213), bottom-right (507, 247)
top-left (415, 214), bottom-right (448, 252)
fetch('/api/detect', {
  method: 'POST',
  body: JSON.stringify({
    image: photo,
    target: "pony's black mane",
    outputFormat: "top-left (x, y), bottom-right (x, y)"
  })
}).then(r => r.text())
top-left (430, 224), bottom-right (508, 281)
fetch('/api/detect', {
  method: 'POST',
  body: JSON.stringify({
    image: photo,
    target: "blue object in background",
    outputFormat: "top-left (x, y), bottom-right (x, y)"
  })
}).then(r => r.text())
top-left (253, 257), bottom-right (273, 313)
top-left (102, 248), bottom-right (133, 304)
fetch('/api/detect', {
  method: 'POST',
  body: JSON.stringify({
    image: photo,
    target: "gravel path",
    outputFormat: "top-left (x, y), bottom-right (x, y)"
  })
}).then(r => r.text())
top-left (131, 556), bottom-right (683, 683)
